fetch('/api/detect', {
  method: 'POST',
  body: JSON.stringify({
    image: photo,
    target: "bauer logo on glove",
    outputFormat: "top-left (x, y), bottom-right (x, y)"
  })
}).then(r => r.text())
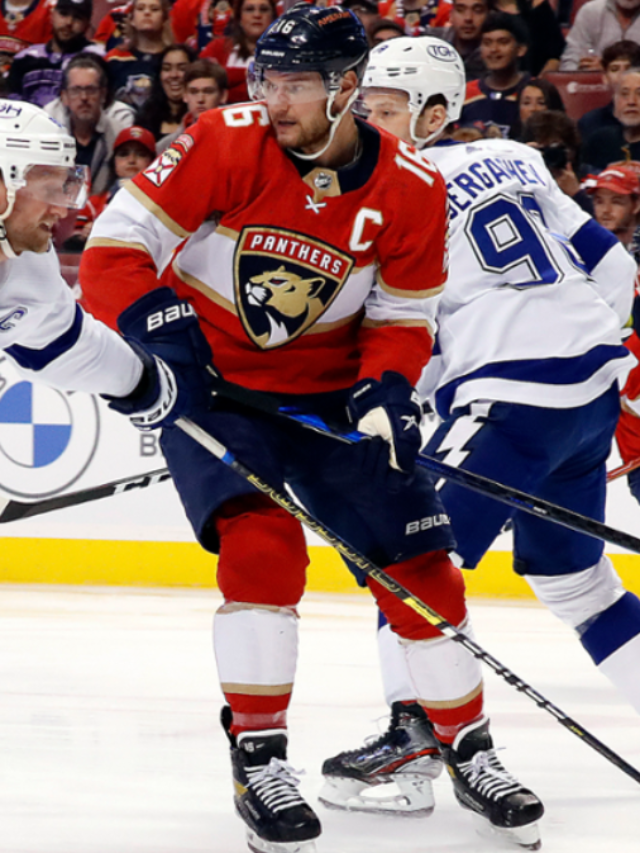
top-left (104, 287), bottom-right (218, 430)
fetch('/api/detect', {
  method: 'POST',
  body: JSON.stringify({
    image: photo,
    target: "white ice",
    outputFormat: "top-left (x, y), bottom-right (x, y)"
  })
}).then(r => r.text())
top-left (1, 585), bottom-right (639, 852)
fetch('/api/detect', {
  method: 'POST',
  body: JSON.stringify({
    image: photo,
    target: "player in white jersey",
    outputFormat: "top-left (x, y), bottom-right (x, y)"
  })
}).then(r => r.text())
top-left (320, 35), bottom-right (640, 834)
top-left (0, 99), bottom-right (213, 428)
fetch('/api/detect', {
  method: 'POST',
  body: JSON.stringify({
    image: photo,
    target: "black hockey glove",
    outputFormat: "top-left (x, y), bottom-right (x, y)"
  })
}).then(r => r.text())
top-left (105, 287), bottom-right (217, 430)
top-left (347, 371), bottom-right (423, 475)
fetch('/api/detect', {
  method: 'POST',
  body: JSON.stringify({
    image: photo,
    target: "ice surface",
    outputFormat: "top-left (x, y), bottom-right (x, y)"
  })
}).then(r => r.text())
top-left (0, 585), bottom-right (638, 852)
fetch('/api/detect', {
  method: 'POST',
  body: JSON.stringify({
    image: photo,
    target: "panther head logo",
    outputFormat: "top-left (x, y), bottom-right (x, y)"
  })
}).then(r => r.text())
top-left (235, 226), bottom-right (353, 350)
top-left (245, 265), bottom-right (328, 347)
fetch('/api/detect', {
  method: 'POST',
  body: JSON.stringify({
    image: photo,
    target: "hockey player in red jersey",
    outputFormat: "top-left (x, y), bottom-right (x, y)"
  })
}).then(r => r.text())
top-left (79, 5), bottom-right (542, 851)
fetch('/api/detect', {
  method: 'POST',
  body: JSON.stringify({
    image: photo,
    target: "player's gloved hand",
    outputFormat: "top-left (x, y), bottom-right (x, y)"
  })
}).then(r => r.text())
top-left (104, 287), bottom-right (217, 429)
top-left (347, 371), bottom-right (423, 474)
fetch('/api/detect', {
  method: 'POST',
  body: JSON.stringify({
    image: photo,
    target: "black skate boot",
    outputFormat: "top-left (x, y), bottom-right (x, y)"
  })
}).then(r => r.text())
top-left (439, 717), bottom-right (544, 850)
top-left (222, 707), bottom-right (321, 853)
top-left (319, 701), bottom-right (443, 817)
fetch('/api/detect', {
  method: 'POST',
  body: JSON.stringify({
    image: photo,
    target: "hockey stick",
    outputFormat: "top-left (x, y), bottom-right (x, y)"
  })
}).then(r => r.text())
top-left (607, 457), bottom-right (640, 482)
top-left (176, 415), bottom-right (640, 786)
top-left (207, 377), bottom-right (640, 555)
top-left (0, 468), bottom-right (171, 524)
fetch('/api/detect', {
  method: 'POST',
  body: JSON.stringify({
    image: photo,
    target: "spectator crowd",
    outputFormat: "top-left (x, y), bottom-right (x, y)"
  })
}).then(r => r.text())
top-left (1, 0), bottom-right (639, 246)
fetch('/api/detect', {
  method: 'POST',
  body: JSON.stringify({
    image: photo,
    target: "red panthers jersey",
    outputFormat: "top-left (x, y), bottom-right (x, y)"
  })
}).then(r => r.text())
top-left (80, 103), bottom-right (448, 395)
top-left (0, 0), bottom-right (53, 56)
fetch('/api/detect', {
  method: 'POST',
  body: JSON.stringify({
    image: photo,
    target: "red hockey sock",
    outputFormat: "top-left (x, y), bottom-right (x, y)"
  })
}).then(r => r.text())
top-left (224, 692), bottom-right (292, 738)
top-left (425, 689), bottom-right (485, 744)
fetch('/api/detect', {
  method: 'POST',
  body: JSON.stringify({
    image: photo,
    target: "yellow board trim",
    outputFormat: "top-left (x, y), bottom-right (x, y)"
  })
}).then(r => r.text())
top-left (1, 540), bottom-right (640, 598)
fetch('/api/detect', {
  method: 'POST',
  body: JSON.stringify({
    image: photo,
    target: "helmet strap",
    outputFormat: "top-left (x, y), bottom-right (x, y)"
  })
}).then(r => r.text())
top-left (0, 187), bottom-right (18, 259)
top-left (289, 87), bottom-right (359, 162)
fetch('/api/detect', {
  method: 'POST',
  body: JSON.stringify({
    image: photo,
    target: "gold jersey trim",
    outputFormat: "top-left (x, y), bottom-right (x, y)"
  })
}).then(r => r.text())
top-left (220, 682), bottom-right (294, 696)
top-left (377, 270), bottom-right (445, 299)
top-left (85, 237), bottom-right (151, 255)
top-left (361, 317), bottom-right (430, 329)
top-left (173, 261), bottom-right (238, 315)
top-left (418, 681), bottom-right (484, 711)
top-left (216, 224), bottom-right (240, 240)
top-left (217, 602), bottom-right (297, 616)
top-left (126, 182), bottom-right (193, 239)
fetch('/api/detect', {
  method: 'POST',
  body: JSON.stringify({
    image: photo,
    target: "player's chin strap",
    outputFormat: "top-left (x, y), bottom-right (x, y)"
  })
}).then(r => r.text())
top-left (0, 186), bottom-right (18, 259)
top-left (289, 87), bottom-right (360, 162)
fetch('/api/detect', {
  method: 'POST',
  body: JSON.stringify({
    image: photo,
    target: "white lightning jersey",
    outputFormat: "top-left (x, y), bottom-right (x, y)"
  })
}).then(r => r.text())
top-left (419, 138), bottom-right (636, 418)
top-left (0, 248), bottom-right (141, 397)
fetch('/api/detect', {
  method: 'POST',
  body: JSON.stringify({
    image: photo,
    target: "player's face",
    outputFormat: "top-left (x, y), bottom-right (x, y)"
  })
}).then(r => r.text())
top-left (519, 85), bottom-right (547, 125)
top-left (114, 142), bottom-right (154, 179)
top-left (264, 71), bottom-right (332, 151)
top-left (450, 0), bottom-right (488, 42)
top-left (2, 166), bottom-right (85, 255)
top-left (183, 77), bottom-right (225, 116)
top-left (592, 188), bottom-right (640, 235)
top-left (480, 30), bottom-right (523, 72)
top-left (362, 89), bottom-right (412, 144)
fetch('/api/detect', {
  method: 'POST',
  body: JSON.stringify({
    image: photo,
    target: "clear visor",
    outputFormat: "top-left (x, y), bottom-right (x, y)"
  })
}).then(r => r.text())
top-left (19, 164), bottom-right (89, 210)
top-left (248, 67), bottom-right (329, 105)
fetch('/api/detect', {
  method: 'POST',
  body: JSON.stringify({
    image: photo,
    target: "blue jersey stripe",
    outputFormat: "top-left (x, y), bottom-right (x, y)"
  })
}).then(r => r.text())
top-left (435, 343), bottom-right (630, 417)
top-left (570, 219), bottom-right (619, 274)
top-left (580, 592), bottom-right (640, 665)
top-left (6, 303), bottom-right (84, 371)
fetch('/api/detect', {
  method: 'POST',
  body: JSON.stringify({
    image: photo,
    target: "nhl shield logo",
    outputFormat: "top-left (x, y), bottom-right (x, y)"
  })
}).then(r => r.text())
top-left (235, 226), bottom-right (354, 349)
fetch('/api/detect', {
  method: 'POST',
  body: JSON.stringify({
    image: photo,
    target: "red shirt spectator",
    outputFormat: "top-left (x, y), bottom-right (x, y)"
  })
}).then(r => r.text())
top-left (199, 0), bottom-right (276, 103)
top-left (0, 0), bottom-right (53, 64)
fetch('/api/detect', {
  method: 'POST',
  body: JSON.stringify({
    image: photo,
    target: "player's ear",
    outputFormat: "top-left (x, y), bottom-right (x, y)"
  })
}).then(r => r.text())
top-left (336, 70), bottom-right (359, 108)
top-left (420, 103), bottom-right (448, 138)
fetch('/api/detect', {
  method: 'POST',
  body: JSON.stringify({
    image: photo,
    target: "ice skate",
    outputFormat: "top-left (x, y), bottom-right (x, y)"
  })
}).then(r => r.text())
top-left (319, 701), bottom-right (443, 817)
top-left (439, 718), bottom-right (544, 850)
top-left (222, 707), bottom-right (321, 853)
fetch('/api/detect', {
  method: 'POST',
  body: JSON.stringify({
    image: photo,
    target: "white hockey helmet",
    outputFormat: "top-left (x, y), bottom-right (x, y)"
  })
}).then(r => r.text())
top-left (362, 36), bottom-right (466, 147)
top-left (0, 99), bottom-right (87, 257)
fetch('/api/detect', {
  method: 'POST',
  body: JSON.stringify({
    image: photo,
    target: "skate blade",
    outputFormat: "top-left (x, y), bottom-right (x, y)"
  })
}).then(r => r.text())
top-left (471, 814), bottom-right (542, 850)
top-left (318, 775), bottom-right (435, 818)
top-left (246, 829), bottom-right (317, 853)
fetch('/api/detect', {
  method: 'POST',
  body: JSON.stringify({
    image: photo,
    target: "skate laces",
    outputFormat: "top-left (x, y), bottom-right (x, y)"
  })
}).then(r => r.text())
top-left (246, 757), bottom-right (307, 813)
top-left (460, 749), bottom-right (522, 802)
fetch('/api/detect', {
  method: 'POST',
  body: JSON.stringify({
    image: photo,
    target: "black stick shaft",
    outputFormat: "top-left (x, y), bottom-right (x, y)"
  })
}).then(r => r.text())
top-left (208, 378), bottom-right (640, 555)
top-left (177, 416), bottom-right (640, 787)
top-left (0, 468), bottom-right (171, 523)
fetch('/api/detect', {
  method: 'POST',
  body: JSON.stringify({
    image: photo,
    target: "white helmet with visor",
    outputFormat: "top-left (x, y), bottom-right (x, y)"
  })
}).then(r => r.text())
top-left (362, 36), bottom-right (466, 147)
top-left (0, 100), bottom-right (88, 257)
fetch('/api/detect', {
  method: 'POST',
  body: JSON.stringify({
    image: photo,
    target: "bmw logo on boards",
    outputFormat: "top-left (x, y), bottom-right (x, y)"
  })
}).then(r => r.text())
top-left (0, 362), bottom-right (99, 499)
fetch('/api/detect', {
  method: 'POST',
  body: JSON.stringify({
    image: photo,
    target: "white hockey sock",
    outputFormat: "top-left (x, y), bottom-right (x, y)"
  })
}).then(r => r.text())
top-left (403, 618), bottom-right (483, 727)
top-left (214, 602), bottom-right (299, 730)
top-left (377, 622), bottom-right (415, 706)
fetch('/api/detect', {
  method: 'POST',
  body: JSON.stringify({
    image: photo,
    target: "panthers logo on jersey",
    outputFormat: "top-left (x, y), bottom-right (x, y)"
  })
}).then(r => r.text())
top-left (234, 226), bottom-right (353, 349)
